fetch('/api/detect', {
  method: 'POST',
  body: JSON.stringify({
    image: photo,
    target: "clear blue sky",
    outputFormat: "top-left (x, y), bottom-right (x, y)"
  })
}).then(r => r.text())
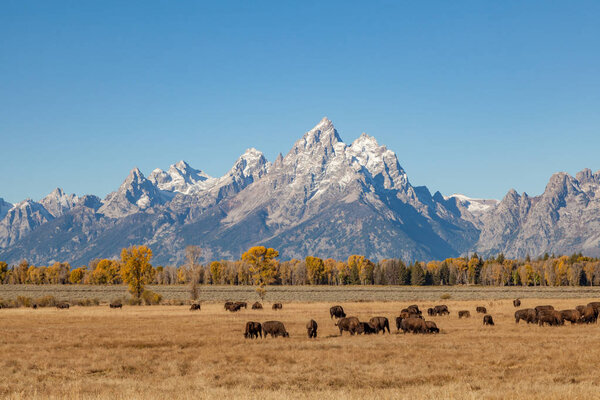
top-left (1, 1), bottom-right (599, 204)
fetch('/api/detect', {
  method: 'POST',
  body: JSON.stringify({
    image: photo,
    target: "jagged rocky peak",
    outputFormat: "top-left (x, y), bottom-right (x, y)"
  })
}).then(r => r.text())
top-left (149, 160), bottom-right (212, 194)
top-left (290, 117), bottom-right (343, 154)
top-left (226, 148), bottom-right (269, 183)
top-left (40, 188), bottom-right (78, 218)
top-left (99, 167), bottom-right (166, 218)
top-left (0, 198), bottom-right (12, 220)
top-left (348, 132), bottom-right (409, 190)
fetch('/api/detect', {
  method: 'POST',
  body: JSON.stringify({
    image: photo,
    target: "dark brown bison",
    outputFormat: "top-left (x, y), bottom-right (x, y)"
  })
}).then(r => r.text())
top-left (189, 303), bottom-right (201, 311)
top-left (226, 303), bottom-right (243, 312)
top-left (458, 310), bottom-right (470, 318)
top-left (513, 299), bottom-right (521, 307)
top-left (580, 305), bottom-right (598, 324)
top-left (356, 322), bottom-right (377, 335)
top-left (369, 317), bottom-right (390, 334)
top-left (399, 310), bottom-right (422, 320)
top-left (587, 302), bottom-right (600, 315)
top-left (515, 308), bottom-right (536, 324)
top-left (245, 321), bottom-right (262, 339)
top-left (251, 302), bottom-right (263, 310)
top-left (483, 315), bottom-right (494, 326)
top-left (575, 305), bottom-right (586, 315)
top-left (330, 305), bottom-right (346, 319)
top-left (433, 305), bottom-right (449, 315)
top-left (262, 321), bottom-right (289, 338)
top-left (272, 303), bottom-right (283, 310)
top-left (399, 317), bottom-right (428, 334)
top-left (110, 301), bottom-right (123, 309)
top-left (537, 310), bottom-right (563, 326)
top-left (306, 319), bottom-right (318, 338)
top-left (32, 304), bottom-right (38, 309)
top-left (560, 309), bottom-right (581, 324)
top-left (237, 302), bottom-right (247, 309)
top-left (476, 306), bottom-right (487, 314)
top-left (425, 321), bottom-right (439, 333)
top-left (427, 307), bottom-right (435, 316)
top-left (56, 302), bottom-right (70, 309)
top-left (336, 316), bottom-right (360, 335)
top-left (224, 301), bottom-right (233, 310)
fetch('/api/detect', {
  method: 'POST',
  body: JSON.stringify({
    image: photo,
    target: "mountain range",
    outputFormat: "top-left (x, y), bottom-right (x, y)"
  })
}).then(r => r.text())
top-left (1, 117), bottom-right (599, 266)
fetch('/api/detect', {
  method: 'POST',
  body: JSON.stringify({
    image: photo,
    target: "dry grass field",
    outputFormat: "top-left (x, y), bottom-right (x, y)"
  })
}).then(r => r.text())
top-left (2, 295), bottom-right (600, 399)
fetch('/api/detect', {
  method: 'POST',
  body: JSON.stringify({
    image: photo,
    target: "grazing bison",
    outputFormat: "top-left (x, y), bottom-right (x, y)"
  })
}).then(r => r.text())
top-left (399, 310), bottom-right (422, 320)
top-left (560, 309), bottom-right (581, 324)
top-left (224, 301), bottom-right (234, 310)
top-left (356, 322), bottom-right (377, 335)
top-left (537, 310), bottom-right (563, 326)
top-left (515, 308), bottom-right (536, 324)
top-left (330, 305), bottom-right (346, 319)
top-left (580, 305), bottom-right (598, 324)
top-left (226, 303), bottom-right (243, 312)
top-left (251, 302), bottom-right (263, 310)
top-left (306, 319), bottom-right (318, 338)
top-left (433, 305), bottom-right (449, 316)
top-left (56, 302), bottom-right (70, 309)
top-left (336, 316), bottom-right (360, 335)
top-left (483, 315), bottom-right (494, 326)
top-left (587, 302), bottom-right (600, 315)
top-left (513, 299), bottom-right (521, 307)
top-left (110, 301), bottom-right (123, 309)
top-left (427, 307), bottom-right (435, 316)
top-left (425, 321), bottom-right (439, 333)
top-left (458, 310), bottom-right (470, 318)
top-left (400, 317), bottom-right (428, 334)
top-left (189, 303), bottom-right (201, 311)
top-left (272, 303), bottom-right (283, 310)
top-left (237, 302), bottom-right (248, 309)
top-left (476, 306), bottom-right (487, 314)
top-left (245, 321), bottom-right (262, 339)
top-left (262, 321), bottom-right (289, 338)
top-left (369, 317), bottom-right (390, 334)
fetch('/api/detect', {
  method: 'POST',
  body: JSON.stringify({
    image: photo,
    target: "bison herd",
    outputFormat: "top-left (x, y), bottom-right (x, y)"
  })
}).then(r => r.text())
top-left (514, 301), bottom-right (600, 326)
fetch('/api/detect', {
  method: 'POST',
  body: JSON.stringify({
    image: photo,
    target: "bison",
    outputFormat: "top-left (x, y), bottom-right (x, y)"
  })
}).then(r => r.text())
top-left (110, 301), bottom-right (123, 309)
top-left (226, 303), bottom-right (243, 312)
top-left (336, 316), bottom-right (360, 335)
top-left (262, 321), bottom-right (289, 338)
top-left (224, 301), bottom-right (233, 310)
top-left (400, 317), bottom-right (428, 334)
top-left (330, 305), bottom-right (346, 319)
top-left (537, 310), bottom-right (563, 326)
top-left (427, 307), bottom-right (435, 316)
top-left (576, 305), bottom-right (586, 315)
top-left (515, 308), bottom-right (536, 324)
top-left (245, 321), bottom-right (262, 339)
top-left (433, 305), bottom-right (449, 315)
top-left (251, 302), bottom-right (263, 310)
top-left (559, 309), bottom-right (581, 324)
top-left (356, 322), bottom-right (377, 335)
top-left (513, 299), bottom-right (521, 307)
top-left (406, 305), bottom-right (422, 315)
top-left (369, 317), bottom-right (390, 334)
top-left (476, 306), bottom-right (487, 314)
top-left (425, 321), bottom-right (439, 333)
top-left (56, 302), bottom-right (70, 309)
top-left (306, 319), bottom-right (318, 338)
top-left (483, 315), bottom-right (494, 326)
top-left (458, 310), bottom-right (470, 318)
top-left (237, 302), bottom-right (248, 309)
top-left (272, 303), bottom-right (283, 310)
top-left (189, 303), bottom-right (201, 311)
top-left (580, 305), bottom-right (598, 324)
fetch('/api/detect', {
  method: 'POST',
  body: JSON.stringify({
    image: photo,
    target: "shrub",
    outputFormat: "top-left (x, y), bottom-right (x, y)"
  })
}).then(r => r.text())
top-left (16, 296), bottom-right (33, 307)
top-left (440, 293), bottom-right (452, 300)
top-left (35, 296), bottom-right (57, 307)
top-left (141, 290), bottom-right (162, 305)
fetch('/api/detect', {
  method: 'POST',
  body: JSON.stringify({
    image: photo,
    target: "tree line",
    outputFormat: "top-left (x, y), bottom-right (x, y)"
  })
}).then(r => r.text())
top-left (1, 247), bottom-right (600, 288)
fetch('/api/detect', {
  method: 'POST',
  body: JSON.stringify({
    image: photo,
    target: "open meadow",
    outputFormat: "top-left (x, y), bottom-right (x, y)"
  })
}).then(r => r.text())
top-left (2, 288), bottom-right (600, 399)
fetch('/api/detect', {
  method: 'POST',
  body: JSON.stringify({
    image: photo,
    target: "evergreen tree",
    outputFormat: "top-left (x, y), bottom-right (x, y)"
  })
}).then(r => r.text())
top-left (411, 263), bottom-right (425, 286)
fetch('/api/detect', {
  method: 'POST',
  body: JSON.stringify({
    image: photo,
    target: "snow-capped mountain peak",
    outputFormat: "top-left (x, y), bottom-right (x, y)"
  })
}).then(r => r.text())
top-left (445, 193), bottom-right (499, 215)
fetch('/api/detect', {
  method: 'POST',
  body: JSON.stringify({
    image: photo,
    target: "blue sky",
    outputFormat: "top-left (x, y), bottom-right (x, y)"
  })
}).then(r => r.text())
top-left (1, 1), bottom-right (599, 204)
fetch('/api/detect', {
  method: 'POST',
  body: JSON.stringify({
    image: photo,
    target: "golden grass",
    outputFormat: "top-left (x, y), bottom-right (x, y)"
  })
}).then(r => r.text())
top-left (1, 298), bottom-right (600, 399)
